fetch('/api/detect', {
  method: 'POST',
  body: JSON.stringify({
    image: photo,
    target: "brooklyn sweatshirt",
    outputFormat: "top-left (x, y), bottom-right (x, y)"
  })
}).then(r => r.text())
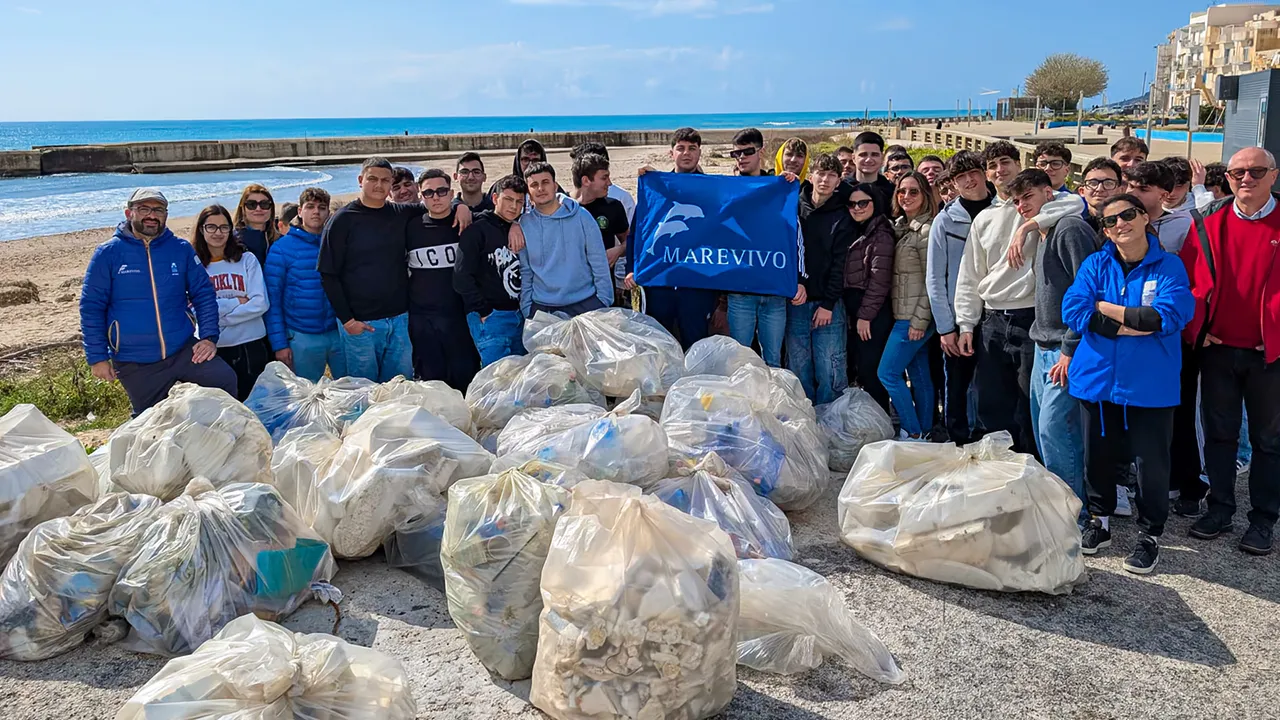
top-left (203, 254), bottom-right (269, 347)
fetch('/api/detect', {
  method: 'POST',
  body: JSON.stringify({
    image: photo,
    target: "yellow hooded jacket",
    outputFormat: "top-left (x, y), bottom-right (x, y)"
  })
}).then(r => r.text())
top-left (775, 142), bottom-right (810, 182)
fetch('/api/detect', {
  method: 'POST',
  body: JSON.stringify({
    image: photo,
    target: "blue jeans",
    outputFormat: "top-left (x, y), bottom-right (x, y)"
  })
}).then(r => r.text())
top-left (338, 313), bottom-right (413, 382)
top-left (727, 294), bottom-right (787, 367)
top-left (877, 320), bottom-right (935, 437)
top-left (288, 328), bottom-right (345, 383)
top-left (1030, 346), bottom-right (1087, 521)
top-left (467, 309), bottom-right (525, 367)
top-left (785, 300), bottom-right (847, 405)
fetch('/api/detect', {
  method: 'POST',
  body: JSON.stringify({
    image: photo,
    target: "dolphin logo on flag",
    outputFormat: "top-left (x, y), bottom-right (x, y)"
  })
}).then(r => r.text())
top-left (649, 202), bottom-right (705, 253)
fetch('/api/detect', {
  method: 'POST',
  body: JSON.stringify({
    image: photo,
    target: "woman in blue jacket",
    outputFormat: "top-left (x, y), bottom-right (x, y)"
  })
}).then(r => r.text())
top-left (1061, 193), bottom-right (1194, 575)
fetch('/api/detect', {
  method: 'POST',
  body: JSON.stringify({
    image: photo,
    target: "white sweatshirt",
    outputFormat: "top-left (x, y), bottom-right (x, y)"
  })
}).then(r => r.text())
top-left (953, 191), bottom-right (1086, 334)
top-left (204, 254), bottom-right (269, 347)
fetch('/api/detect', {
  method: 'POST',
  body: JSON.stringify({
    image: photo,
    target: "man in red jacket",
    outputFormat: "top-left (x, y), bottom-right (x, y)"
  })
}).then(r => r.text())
top-left (1180, 146), bottom-right (1280, 556)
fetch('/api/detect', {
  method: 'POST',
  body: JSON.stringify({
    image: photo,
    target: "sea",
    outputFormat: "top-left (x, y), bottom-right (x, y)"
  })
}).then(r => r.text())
top-left (0, 111), bottom-right (955, 242)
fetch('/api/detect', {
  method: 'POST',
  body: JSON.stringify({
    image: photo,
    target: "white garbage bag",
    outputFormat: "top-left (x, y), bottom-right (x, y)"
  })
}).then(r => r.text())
top-left (347, 401), bottom-right (493, 484)
top-left (489, 454), bottom-right (590, 489)
top-left (0, 404), bottom-right (97, 565)
top-left (661, 367), bottom-right (828, 512)
top-left (531, 481), bottom-right (739, 720)
top-left (372, 375), bottom-right (474, 435)
top-left (246, 361), bottom-right (376, 443)
top-left (683, 336), bottom-right (765, 377)
top-left (101, 383), bottom-right (274, 501)
top-left (816, 388), bottom-right (894, 472)
top-left (736, 558), bottom-right (906, 683)
top-left (269, 426), bottom-right (344, 531)
top-left (442, 468), bottom-right (569, 680)
top-left (116, 614), bottom-right (416, 719)
top-left (109, 478), bottom-right (338, 655)
top-left (524, 309), bottom-right (685, 398)
top-left (497, 392), bottom-right (668, 490)
top-left (466, 353), bottom-right (600, 432)
top-left (838, 432), bottom-right (1085, 594)
top-left (0, 493), bottom-right (163, 660)
top-left (652, 453), bottom-right (793, 560)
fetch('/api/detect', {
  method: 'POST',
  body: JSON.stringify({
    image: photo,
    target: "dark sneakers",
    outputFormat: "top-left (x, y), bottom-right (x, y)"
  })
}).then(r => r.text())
top-left (1189, 511), bottom-right (1233, 540)
top-left (1240, 524), bottom-right (1274, 556)
top-left (1081, 519), bottom-right (1112, 555)
top-left (1124, 535), bottom-right (1160, 575)
top-left (1172, 496), bottom-right (1203, 517)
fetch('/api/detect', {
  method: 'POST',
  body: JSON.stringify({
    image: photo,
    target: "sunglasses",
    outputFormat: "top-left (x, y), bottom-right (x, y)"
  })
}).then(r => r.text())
top-left (1101, 206), bottom-right (1142, 228)
top-left (1227, 166), bottom-right (1275, 181)
top-left (849, 199), bottom-right (874, 210)
top-left (243, 199), bottom-right (273, 211)
top-left (896, 187), bottom-right (921, 197)
top-left (420, 187), bottom-right (452, 198)
top-left (201, 223), bottom-right (232, 235)
top-left (1083, 178), bottom-right (1119, 191)
top-left (729, 147), bottom-right (759, 159)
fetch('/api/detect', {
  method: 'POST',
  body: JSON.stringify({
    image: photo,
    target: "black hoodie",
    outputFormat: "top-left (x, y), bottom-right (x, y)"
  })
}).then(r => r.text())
top-left (490, 138), bottom-right (566, 194)
top-left (452, 210), bottom-right (521, 317)
top-left (798, 181), bottom-right (854, 311)
top-left (407, 206), bottom-right (466, 315)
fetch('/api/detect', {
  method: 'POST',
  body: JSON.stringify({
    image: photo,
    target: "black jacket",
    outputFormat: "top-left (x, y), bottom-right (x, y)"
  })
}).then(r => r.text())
top-left (799, 181), bottom-right (854, 311)
top-left (453, 210), bottom-right (521, 316)
top-left (318, 200), bottom-right (420, 323)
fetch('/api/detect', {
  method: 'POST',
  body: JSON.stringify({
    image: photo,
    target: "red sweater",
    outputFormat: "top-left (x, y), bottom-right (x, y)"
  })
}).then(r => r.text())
top-left (1180, 201), bottom-right (1280, 361)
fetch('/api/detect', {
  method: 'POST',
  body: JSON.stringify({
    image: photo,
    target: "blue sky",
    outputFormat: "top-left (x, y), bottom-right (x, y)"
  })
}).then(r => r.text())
top-left (0, 0), bottom-right (1217, 121)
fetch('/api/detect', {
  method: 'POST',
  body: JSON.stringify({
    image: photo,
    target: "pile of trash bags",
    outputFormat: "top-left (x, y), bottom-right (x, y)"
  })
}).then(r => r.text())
top-left (466, 353), bottom-right (600, 434)
top-left (100, 383), bottom-right (274, 500)
top-left (524, 309), bottom-right (685, 399)
top-left (0, 493), bottom-right (162, 660)
top-left (662, 366), bottom-right (828, 512)
top-left (441, 468), bottom-right (569, 680)
top-left (497, 392), bottom-right (668, 490)
top-left (109, 478), bottom-right (338, 655)
top-left (383, 494), bottom-right (447, 591)
top-left (116, 614), bottom-right (416, 719)
top-left (817, 388), bottom-right (895, 472)
top-left (246, 362), bottom-right (376, 443)
top-left (0, 404), bottom-right (98, 565)
top-left (838, 432), bottom-right (1085, 594)
top-left (371, 376), bottom-right (474, 435)
top-left (736, 558), bottom-right (906, 683)
top-left (531, 481), bottom-right (739, 720)
top-left (652, 453), bottom-right (793, 561)
top-left (683, 336), bottom-right (765, 377)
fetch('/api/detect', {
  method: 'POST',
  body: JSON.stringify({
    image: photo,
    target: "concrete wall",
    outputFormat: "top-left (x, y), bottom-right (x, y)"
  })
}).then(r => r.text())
top-left (0, 150), bottom-right (40, 177)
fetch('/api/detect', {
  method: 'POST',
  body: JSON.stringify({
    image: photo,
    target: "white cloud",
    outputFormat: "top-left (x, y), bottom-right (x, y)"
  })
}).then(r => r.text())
top-left (874, 16), bottom-right (913, 31)
top-left (508, 0), bottom-right (772, 17)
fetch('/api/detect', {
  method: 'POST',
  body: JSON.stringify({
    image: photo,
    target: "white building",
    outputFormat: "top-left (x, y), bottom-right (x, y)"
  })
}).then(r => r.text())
top-left (1161, 3), bottom-right (1280, 112)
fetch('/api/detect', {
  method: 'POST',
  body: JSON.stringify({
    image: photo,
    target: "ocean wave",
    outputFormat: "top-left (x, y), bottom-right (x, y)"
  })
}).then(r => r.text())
top-left (762, 121), bottom-right (794, 126)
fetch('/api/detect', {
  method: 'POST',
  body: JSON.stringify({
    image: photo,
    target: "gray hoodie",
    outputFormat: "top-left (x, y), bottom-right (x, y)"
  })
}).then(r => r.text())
top-left (925, 198), bottom-right (978, 336)
top-left (517, 193), bottom-right (614, 317)
top-left (1150, 208), bottom-right (1194, 254)
top-left (1030, 214), bottom-right (1101, 356)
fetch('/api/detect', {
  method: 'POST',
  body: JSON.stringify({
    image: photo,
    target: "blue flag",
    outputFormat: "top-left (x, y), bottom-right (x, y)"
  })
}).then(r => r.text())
top-left (631, 172), bottom-right (800, 297)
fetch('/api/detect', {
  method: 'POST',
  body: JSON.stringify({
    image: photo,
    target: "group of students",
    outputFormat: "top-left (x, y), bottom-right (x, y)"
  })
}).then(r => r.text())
top-left (80, 127), bottom-right (1278, 576)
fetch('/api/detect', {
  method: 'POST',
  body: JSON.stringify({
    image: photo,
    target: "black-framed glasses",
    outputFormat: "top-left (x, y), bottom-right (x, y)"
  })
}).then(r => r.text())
top-left (243, 199), bottom-right (273, 210)
top-left (457, 168), bottom-right (485, 177)
top-left (849, 199), bottom-right (874, 210)
top-left (1101, 206), bottom-right (1142, 228)
top-left (1036, 159), bottom-right (1068, 170)
top-left (201, 223), bottom-right (232, 235)
top-left (1227, 166), bottom-right (1275, 181)
top-left (1084, 178), bottom-right (1120, 191)
top-left (729, 147), bottom-right (759, 159)
top-left (420, 187), bottom-right (452, 198)
top-left (131, 205), bottom-right (167, 216)
top-left (888, 164), bottom-right (912, 174)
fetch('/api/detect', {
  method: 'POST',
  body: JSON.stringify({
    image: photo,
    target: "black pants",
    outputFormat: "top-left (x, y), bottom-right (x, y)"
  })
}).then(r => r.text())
top-left (943, 350), bottom-right (979, 445)
top-left (843, 288), bottom-right (895, 412)
top-left (646, 287), bottom-right (717, 351)
top-left (1200, 345), bottom-right (1280, 527)
top-left (1171, 343), bottom-right (1205, 500)
top-left (975, 308), bottom-right (1037, 457)
top-left (216, 337), bottom-right (272, 401)
top-left (114, 339), bottom-right (239, 416)
top-left (409, 311), bottom-right (479, 392)
top-left (1083, 402), bottom-right (1174, 537)
top-left (928, 334), bottom-right (946, 428)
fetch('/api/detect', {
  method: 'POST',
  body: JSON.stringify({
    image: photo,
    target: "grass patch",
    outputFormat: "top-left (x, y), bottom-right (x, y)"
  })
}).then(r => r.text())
top-left (0, 350), bottom-right (131, 433)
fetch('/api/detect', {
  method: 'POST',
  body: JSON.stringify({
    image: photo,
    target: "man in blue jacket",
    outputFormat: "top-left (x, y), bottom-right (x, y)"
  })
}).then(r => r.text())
top-left (80, 188), bottom-right (237, 415)
top-left (264, 187), bottom-right (345, 382)
top-left (518, 162), bottom-right (613, 318)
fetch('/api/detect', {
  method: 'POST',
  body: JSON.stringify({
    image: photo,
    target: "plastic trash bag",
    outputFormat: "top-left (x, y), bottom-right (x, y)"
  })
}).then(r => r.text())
top-left (246, 361), bottom-right (377, 443)
top-left (736, 558), bottom-right (906, 683)
top-left (116, 614), bottom-right (416, 720)
top-left (442, 468), bottom-right (569, 680)
top-left (497, 392), bottom-right (669, 490)
top-left (838, 432), bottom-right (1085, 594)
top-left (531, 481), bottom-right (739, 720)
top-left (383, 491), bottom-right (447, 591)
top-left (653, 453), bottom-right (793, 561)
top-left (0, 404), bottom-right (98, 565)
top-left (0, 493), bottom-right (162, 661)
top-left (524, 309), bottom-right (686, 398)
top-left (348, 401), bottom-right (493, 485)
top-left (109, 478), bottom-right (338, 656)
top-left (683, 336), bottom-right (766, 377)
top-left (817, 388), bottom-right (894, 472)
top-left (269, 426), bottom-right (344, 532)
top-left (466, 353), bottom-right (600, 432)
top-left (489, 454), bottom-right (590, 489)
top-left (661, 368), bottom-right (828, 512)
top-left (101, 383), bottom-right (274, 501)
top-left (372, 375), bottom-right (474, 435)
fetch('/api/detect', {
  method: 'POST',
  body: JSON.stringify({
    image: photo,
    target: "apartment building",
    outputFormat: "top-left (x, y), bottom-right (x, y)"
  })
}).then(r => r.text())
top-left (1159, 3), bottom-right (1280, 112)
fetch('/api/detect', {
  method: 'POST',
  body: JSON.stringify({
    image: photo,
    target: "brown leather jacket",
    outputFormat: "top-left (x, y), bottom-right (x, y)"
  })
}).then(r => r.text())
top-left (892, 213), bottom-right (934, 330)
top-left (843, 214), bottom-right (896, 321)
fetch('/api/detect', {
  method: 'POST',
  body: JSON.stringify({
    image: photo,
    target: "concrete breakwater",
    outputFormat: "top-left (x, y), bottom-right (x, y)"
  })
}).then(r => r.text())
top-left (0, 128), bottom-right (838, 178)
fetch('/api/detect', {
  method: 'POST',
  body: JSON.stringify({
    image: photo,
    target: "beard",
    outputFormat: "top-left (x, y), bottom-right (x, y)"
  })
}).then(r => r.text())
top-left (131, 218), bottom-right (163, 238)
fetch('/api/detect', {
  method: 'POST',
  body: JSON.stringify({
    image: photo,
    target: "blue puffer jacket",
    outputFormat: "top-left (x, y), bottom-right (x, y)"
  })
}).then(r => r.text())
top-left (264, 225), bottom-right (338, 349)
top-left (1061, 233), bottom-right (1194, 409)
top-left (80, 223), bottom-right (220, 365)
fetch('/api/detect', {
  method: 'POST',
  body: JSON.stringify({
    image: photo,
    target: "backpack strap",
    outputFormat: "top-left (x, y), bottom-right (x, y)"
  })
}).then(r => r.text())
top-left (1192, 207), bottom-right (1216, 350)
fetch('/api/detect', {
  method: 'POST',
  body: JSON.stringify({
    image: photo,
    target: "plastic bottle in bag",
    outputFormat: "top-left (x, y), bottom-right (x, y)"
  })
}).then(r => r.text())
top-left (523, 309), bottom-right (686, 399)
top-left (372, 375), bottom-right (474, 435)
top-left (0, 493), bottom-right (163, 661)
top-left (466, 353), bottom-right (600, 432)
top-left (683, 336), bottom-right (766, 377)
top-left (383, 487), bottom-right (448, 591)
top-left (0, 404), bottom-right (98, 565)
top-left (531, 481), bottom-right (739, 720)
top-left (246, 361), bottom-right (377, 443)
top-left (736, 558), bottom-right (906, 684)
top-left (816, 387), bottom-right (894, 472)
top-left (116, 614), bottom-right (416, 719)
top-left (441, 468), bottom-right (569, 680)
